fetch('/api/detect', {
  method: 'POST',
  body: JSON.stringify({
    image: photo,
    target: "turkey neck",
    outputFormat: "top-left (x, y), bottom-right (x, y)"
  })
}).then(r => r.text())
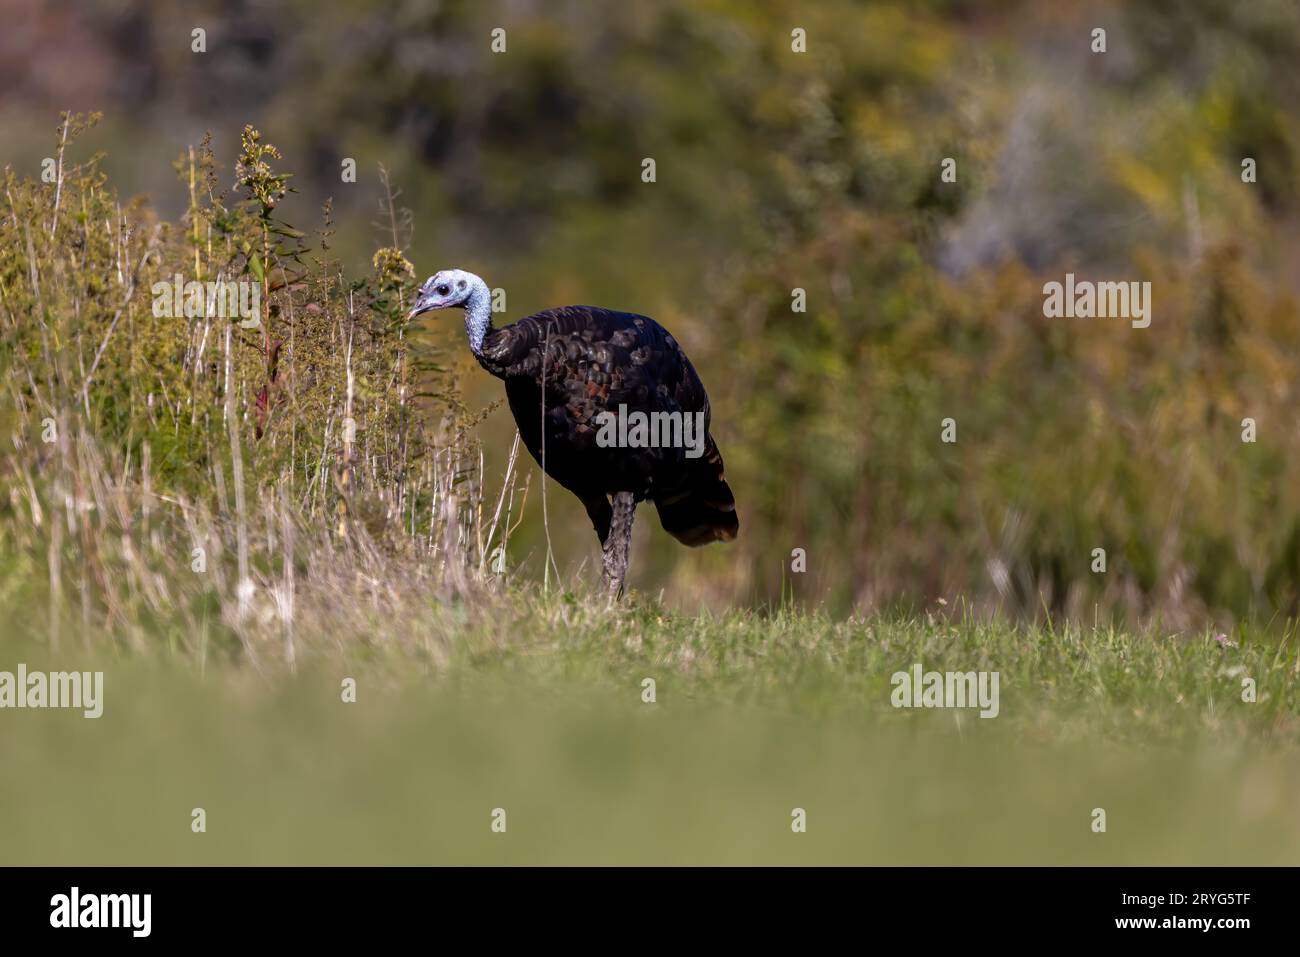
top-left (463, 279), bottom-right (494, 358)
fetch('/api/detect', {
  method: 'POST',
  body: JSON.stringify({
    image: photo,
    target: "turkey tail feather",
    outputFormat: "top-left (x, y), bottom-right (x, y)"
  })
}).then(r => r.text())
top-left (653, 437), bottom-right (739, 547)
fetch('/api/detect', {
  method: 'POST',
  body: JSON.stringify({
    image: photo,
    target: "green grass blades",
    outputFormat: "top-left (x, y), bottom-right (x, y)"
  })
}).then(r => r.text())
top-left (1, 598), bottom-right (1295, 865)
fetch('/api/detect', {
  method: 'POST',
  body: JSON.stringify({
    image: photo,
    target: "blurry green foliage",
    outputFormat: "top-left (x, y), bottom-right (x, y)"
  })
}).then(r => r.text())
top-left (4, 0), bottom-right (1300, 622)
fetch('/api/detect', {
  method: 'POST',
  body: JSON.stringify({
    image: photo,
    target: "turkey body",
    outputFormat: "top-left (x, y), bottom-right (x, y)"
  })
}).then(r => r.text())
top-left (474, 305), bottom-right (738, 548)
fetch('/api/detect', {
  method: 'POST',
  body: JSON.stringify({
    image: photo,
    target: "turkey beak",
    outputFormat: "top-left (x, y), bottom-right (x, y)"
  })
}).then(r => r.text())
top-left (408, 294), bottom-right (437, 320)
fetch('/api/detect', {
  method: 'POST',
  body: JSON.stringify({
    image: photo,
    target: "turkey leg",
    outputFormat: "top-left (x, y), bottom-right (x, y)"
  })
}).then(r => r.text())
top-left (602, 491), bottom-right (636, 598)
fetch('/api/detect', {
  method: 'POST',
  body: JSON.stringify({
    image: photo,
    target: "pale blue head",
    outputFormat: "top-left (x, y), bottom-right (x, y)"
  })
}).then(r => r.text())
top-left (409, 268), bottom-right (492, 354)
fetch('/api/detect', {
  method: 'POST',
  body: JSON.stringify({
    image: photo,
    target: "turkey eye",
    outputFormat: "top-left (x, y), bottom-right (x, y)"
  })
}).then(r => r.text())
top-left (436, 285), bottom-right (450, 296)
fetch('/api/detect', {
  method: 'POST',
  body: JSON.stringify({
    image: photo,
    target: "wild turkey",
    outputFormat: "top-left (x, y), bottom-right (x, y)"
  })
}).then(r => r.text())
top-left (409, 268), bottom-right (738, 595)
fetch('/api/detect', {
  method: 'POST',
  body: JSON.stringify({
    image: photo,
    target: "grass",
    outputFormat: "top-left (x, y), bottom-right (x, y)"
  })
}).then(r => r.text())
top-left (2, 591), bottom-right (1298, 865)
